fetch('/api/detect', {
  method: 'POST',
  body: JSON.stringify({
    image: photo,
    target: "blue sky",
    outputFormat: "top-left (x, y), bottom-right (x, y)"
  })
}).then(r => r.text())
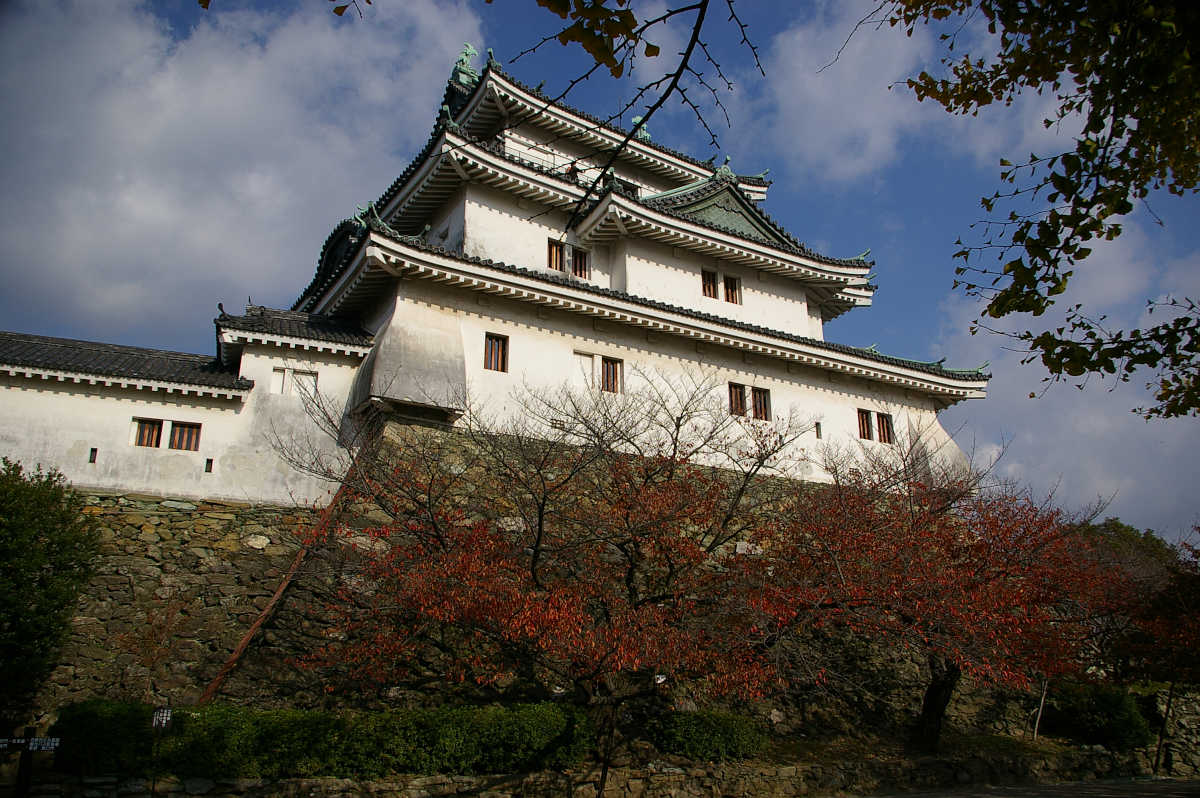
top-left (1, 0), bottom-right (1197, 539)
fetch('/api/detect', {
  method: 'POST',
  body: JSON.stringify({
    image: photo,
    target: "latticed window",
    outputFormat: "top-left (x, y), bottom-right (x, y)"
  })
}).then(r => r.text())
top-left (702, 270), bottom-right (718, 298)
top-left (728, 382), bottom-right (747, 416)
top-left (601, 357), bottom-right (622, 393)
top-left (134, 418), bottom-right (162, 448)
top-left (857, 408), bottom-right (874, 440)
top-left (572, 248), bottom-right (589, 278)
top-left (877, 412), bottom-right (895, 445)
top-left (751, 387), bottom-right (771, 421)
top-left (483, 333), bottom-right (508, 372)
top-left (169, 422), bottom-right (201, 451)
top-left (547, 239), bottom-right (565, 271)
top-left (724, 275), bottom-right (742, 304)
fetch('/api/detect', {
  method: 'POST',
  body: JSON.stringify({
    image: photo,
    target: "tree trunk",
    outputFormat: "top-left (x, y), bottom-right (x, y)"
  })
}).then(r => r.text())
top-left (912, 656), bottom-right (961, 753)
top-left (1154, 681), bottom-right (1176, 775)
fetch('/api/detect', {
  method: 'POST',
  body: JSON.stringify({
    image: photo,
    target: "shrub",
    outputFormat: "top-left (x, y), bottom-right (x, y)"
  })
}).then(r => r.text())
top-left (50, 699), bottom-right (154, 776)
top-left (1041, 681), bottom-right (1154, 751)
top-left (650, 710), bottom-right (767, 761)
top-left (50, 700), bottom-right (592, 778)
top-left (1, 459), bottom-right (98, 723)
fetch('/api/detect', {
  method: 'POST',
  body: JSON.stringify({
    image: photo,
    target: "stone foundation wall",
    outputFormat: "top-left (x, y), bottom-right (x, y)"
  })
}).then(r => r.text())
top-left (19, 484), bottom-right (1200, 793)
top-left (34, 491), bottom-right (347, 717)
top-left (22, 749), bottom-right (1179, 798)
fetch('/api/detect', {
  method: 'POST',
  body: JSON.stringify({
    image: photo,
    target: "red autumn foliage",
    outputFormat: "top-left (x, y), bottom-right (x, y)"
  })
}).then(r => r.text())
top-left (734, 452), bottom-right (1121, 749)
top-left (302, 380), bottom-right (1122, 753)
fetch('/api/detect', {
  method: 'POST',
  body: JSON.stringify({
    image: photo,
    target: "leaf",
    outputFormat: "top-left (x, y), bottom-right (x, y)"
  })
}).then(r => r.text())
top-left (333, 4), bottom-right (348, 15)
top-left (645, 42), bottom-right (660, 58)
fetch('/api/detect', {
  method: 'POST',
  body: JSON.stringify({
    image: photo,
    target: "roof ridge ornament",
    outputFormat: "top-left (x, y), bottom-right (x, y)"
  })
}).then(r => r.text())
top-left (714, 155), bottom-right (735, 181)
top-left (354, 200), bottom-right (427, 243)
top-left (631, 115), bottom-right (651, 142)
top-left (451, 42), bottom-right (480, 88)
top-left (438, 104), bottom-right (464, 135)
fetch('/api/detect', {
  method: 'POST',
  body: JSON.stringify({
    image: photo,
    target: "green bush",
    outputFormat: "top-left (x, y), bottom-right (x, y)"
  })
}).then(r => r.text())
top-left (50, 700), bottom-right (593, 778)
top-left (1, 459), bottom-right (98, 723)
top-left (50, 699), bottom-right (154, 776)
top-left (1041, 681), bottom-right (1155, 751)
top-left (650, 710), bottom-right (767, 761)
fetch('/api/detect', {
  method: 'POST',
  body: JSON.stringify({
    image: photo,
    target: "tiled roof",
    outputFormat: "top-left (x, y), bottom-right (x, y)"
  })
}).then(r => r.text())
top-left (347, 224), bottom-right (988, 383)
top-left (0, 331), bottom-right (253, 391)
top-left (464, 62), bottom-right (772, 187)
top-left (454, 133), bottom-right (870, 272)
top-left (641, 173), bottom-right (874, 269)
top-left (218, 305), bottom-right (372, 346)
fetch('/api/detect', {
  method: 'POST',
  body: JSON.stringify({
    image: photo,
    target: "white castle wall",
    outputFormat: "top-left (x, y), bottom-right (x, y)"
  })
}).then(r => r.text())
top-left (0, 345), bottom-right (362, 506)
top-left (385, 278), bottom-right (965, 474)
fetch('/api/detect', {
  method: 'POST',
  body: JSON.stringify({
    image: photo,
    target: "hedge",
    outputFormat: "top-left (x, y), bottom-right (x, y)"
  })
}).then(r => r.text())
top-left (1040, 681), bottom-right (1155, 751)
top-left (648, 710), bottom-right (767, 761)
top-left (49, 699), bottom-right (593, 778)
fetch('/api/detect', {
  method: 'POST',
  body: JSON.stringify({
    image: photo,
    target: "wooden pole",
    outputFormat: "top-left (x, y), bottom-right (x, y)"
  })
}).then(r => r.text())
top-left (1032, 678), bottom-right (1048, 741)
top-left (1154, 681), bottom-right (1176, 775)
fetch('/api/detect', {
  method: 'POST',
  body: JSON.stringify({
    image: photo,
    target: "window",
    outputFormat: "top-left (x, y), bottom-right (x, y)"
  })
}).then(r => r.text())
top-left (814, 422), bottom-right (822, 440)
top-left (292, 370), bottom-right (317, 397)
top-left (483, 332), bottom-right (509, 372)
top-left (170, 422), bottom-right (201, 451)
top-left (724, 275), bottom-right (742, 304)
top-left (547, 239), bottom-right (565, 271)
top-left (575, 351), bottom-right (595, 386)
top-left (702, 270), bottom-right (718, 299)
top-left (857, 408), bottom-right (874, 440)
top-left (751, 387), bottom-right (771, 421)
top-left (134, 418), bottom-right (162, 448)
top-left (728, 382), bottom-right (747, 416)
top-left (271, 367), bottom-right (318, 396)
top-left (571, 248), bottom-right (590, 278)
top-left (877, 412), bottom-right (895, 445)
top-left (88, 447), bottom-right (98, 464)
top-left (601, 356), bottom-right (622, 393)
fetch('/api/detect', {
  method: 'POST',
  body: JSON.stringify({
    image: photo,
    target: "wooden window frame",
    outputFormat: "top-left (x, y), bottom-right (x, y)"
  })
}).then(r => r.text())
top-left (877, 412), bottom-right (895, 445)
top-left (134, 418), bottom-right (162, 448)
top-left (857, 408), bottom-right (874, 440)
top-left (600, 356), bottom-right (622, 393)
top-left (547, 239), bottom-right (565, 271)
top-left (724, 275), bottom-right (742, 304)
top-left (728, 382), bottom-right (747, 416)
top-left (483, 332), bottom-right (509, 372)
top-left (571, 248), bottom-right (590, 278)
top-left (169, 422), bottom-right (202, 451)
top-left (751, 387), bottom-right (771, 421)
top-left (702, 270), bottom-right (719, 299)
top-left (814, 421), bottom-right (822, 440)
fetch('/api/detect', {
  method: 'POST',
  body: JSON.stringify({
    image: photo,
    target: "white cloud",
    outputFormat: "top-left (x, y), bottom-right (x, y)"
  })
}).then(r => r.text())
top-left (738, 1), bottom-right (940, 182)
top-left (0, 0), bottom-right (483, 351)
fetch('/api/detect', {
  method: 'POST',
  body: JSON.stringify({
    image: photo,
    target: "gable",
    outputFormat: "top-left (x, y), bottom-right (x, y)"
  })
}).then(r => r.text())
top-left (676, 187), bottom-right (790, 247)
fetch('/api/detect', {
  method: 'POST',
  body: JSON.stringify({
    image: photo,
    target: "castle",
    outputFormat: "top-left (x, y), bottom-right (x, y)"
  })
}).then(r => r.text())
top-left (0, 49), bottom-right (988, 505)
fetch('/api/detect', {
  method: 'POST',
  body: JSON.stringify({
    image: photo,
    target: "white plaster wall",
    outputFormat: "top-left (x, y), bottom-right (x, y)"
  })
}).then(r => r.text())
top-left (427, 189), bottom-right (466, 253)
top-left (806, 297), bottom-right (826, 341)
top-left (394, 279), bottom-right (967, 472)
top-left (0, 345), bottom-right (363, 506)
top-left (506, 123), bottom-right (679, 197)
top-left (623, 239), bottom-right (816, 338)
top-left (462, 185), bottom-right (612, 289)
top-left (459, 190), bottom-right (824, 340)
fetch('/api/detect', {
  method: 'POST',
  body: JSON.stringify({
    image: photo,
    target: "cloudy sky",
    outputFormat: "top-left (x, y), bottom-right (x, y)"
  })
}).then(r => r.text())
top-left (1, 0), bottom-right (1196, 539)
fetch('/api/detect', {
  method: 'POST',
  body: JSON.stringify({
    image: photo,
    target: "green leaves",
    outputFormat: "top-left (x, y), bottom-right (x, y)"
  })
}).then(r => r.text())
top-left (889, 0), bottom-right (1200, 417)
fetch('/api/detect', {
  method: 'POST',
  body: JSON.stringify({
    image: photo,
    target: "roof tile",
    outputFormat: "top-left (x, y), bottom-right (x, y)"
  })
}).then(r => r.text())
top-left (0, 331), bottom-right (252, 391)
